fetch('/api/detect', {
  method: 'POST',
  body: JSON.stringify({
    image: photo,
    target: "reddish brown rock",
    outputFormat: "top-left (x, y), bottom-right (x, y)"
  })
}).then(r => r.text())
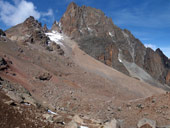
top-left (166, 70), bottom-right (170, 85)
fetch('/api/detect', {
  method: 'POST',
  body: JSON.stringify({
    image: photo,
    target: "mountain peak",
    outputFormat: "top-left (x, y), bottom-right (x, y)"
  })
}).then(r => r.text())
top-left (24, 16), bottom-right (42, 28)
top-left (67, 2), bottom-right (78, 10)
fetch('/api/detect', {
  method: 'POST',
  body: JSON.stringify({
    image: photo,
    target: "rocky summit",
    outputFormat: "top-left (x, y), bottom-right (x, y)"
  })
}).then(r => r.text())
top-left (0, 2), bottom-right (170, 128)
top-left (59, 2), bottom-right (170, 88)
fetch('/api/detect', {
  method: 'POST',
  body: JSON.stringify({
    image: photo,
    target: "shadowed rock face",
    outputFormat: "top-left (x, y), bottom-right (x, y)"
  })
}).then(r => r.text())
top-left (0, 57), bottom-right (8, 71)
top-left (59, 2), bottom-right (170, 86)
top-left (0, 29), bottom-right (6, 36)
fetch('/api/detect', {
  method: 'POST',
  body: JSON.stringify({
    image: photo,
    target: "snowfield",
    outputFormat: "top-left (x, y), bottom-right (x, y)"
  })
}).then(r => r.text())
top-left (45, 31), bottom-right (64, 46)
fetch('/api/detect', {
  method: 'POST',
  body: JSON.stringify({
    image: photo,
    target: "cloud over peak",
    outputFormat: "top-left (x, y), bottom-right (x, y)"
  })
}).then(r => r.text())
top-left (0, 0), bottom-right (54, 26)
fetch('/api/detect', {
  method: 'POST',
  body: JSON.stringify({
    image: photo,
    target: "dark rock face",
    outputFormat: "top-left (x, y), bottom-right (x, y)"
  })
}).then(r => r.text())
top-left (5, 16), bottom-right (49, 46)
top-left (144, 48), bottom-right (165, 84)
top-left (0, 29), bottom-right (6, 36)
top-left (43, 24), bottom-right (48, 33)
top-left (0, 57), bottom-right (8, 71)
top-left (59, 2), bottom-right (170, 86)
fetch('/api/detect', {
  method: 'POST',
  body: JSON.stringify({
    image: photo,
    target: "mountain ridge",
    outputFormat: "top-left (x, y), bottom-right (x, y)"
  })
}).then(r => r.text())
top-left (1, 2), bottom-right (170, 127)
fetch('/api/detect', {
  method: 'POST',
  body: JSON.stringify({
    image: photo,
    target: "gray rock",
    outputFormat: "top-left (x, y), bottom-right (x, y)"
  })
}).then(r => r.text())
top-left (137, 118), bottom-right (156, 128)
top-left (103, 119), bottom-right (120, 128)
top-left (65, 120), bottom-right (78, 128)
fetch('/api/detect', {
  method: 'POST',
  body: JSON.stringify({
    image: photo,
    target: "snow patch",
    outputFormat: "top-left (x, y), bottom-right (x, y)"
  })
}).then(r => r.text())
top-left (80, 126), bottom-right (88, 128)
top-left (48, 109), bottom-right (58, 115)
top-left (45, 31), bottom-right (64, 46)
top-left (118, 58), bottom-right (122, 63)
top-left (87, 27), bottom-right (93, 32)
top-left (144, 44), bottom-right (157, 50)
top-left (118, 49), bottom-right (123, 63)
top-left (109, 32), bottom-right (114, 37)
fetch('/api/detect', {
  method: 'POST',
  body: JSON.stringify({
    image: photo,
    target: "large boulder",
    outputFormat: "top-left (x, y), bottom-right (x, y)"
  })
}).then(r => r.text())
top-left (103, 119), bottom-right (120, 128)
top-left (137, 118), bottom-right (156, 128)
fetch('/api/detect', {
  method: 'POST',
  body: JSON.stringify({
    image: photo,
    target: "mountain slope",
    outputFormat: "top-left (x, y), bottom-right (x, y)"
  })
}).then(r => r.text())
top-left (0, 4), bottom-right (170, 127)
top-left (0, 16), bottom-right (164, 118)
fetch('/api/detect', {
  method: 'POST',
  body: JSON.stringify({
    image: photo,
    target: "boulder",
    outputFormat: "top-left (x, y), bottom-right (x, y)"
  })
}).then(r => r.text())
top-left (73, 115), bottom-right (83, 124)
top-left (36, 72), bottom-right (52, 81)
top-left (137, 118), bottom-right (156, 128)
top-left (65, 120), bottom-right (78, 128)
top-left (103, 119), bottom-right (120, 128)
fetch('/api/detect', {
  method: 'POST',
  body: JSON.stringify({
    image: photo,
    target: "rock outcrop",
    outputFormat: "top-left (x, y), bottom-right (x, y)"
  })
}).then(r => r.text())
top-left (58, 2), bottom-right (170, 87)
top-left (0, 29), bottom-right (6, 36)
top-left (137, 118), bottom-right (156, 128)
top-left (51, 21), bottom-right (61, 33)
top-left (0, 57), bottom-right (8, 71)
top-left (5, 16), bottom-right (49, 46)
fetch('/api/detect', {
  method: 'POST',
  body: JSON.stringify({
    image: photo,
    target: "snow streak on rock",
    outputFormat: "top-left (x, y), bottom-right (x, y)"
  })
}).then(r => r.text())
top-left (45, 31), bottom-right (64, 46)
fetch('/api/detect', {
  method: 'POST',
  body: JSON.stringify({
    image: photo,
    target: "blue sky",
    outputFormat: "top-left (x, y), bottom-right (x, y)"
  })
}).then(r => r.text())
top-left (0, 0), bottom-right (170, 57)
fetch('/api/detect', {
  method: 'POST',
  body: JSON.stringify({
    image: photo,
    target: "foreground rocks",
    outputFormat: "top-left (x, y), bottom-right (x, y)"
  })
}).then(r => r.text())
top-left (137, 118), bottom-right (156, 128)
top-left (103, 119), bottom-right (120, 128)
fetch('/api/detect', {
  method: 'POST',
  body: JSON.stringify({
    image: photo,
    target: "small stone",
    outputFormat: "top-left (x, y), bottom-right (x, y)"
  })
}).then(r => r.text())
top-left (42, 114), bottom-right (54, 123)
top-left (136, 104), bottom-right (144, 109)
top-left (117, 107), bottom-right (122, 111)
top-left (36, 72), bottom-right (52, 81)
top-left (152, 99), bottom-right (156, 103)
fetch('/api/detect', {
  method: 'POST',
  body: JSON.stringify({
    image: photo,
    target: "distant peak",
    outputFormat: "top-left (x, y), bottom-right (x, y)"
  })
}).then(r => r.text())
top-left (156, 48), bottom-right (161, 52)
top-left (53, 20), bottom-right (58, 25)
top-left (43, 24), bottom-right (48, 32)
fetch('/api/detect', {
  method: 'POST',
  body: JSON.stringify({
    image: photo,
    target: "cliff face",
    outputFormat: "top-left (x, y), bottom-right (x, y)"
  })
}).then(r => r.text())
top-left (58, 2), bottom-right (170, 86)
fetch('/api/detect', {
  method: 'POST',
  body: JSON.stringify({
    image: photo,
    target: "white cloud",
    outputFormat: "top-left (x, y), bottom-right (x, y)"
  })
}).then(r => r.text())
top-left (160, 47), bottom-right (170, 58)
top-left (0, 0), bottom-right (54, 27)
top-left (144, 43), bottom-right (157, 50)
top-left (144, 44), bottom-right (170, 58)
top-left (42, 9), bottom-right (54, 17)
top-left (0, 0), bottom-right (40, 26)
